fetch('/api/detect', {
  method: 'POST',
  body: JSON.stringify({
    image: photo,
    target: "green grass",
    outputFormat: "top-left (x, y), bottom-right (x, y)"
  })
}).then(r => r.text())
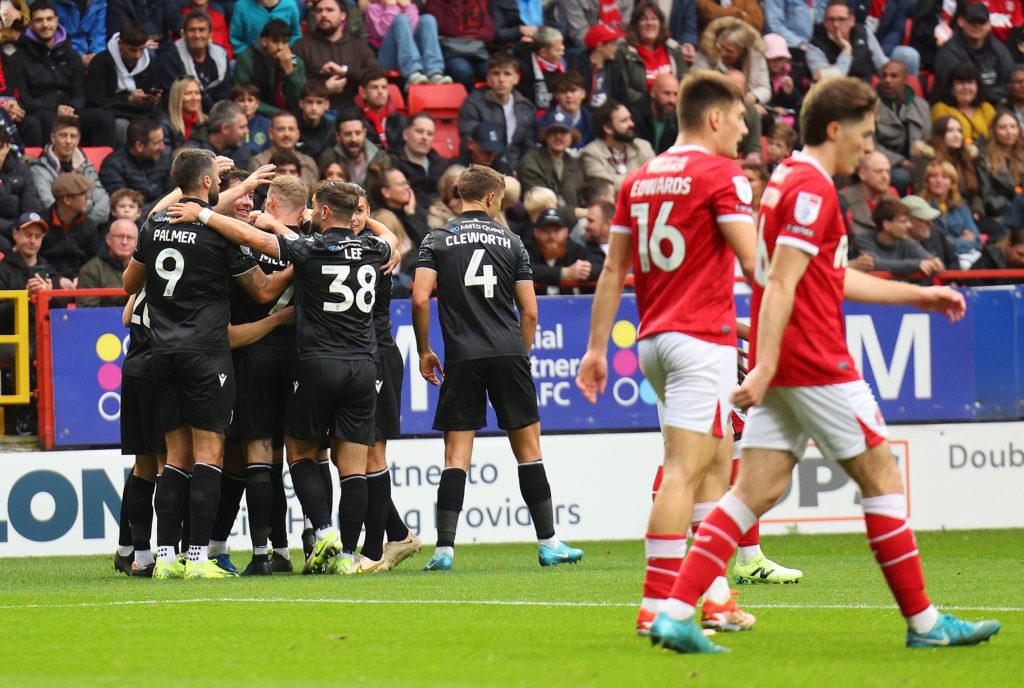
top-left (0, 530), bottom-right (1020, 687)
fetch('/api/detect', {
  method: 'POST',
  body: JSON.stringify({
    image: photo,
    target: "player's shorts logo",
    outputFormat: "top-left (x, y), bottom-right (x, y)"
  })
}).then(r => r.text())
top-left (610, 319), bottom-right (657, 408)
top-left (794, 192), bottom-right (822, 225)
top-left (218, 373), bottom-right (227, 387)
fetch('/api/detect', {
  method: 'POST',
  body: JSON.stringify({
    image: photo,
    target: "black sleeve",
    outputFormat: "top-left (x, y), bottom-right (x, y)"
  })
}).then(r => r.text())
top-left (416, 230), bottom-right (437, 271)
top-left (514, 237), bottom-right (532, 281)
top-left (276, 232), bottom-right (313, 265)
top-left (68, 54), bottom-right (86, 112)
top-left (363, 234), bottom-right (393, 267)
top-left (527, 244), bottom-right (560, 285)
top-left (17, 166), bottom-right (41, 217)
top-left (226, 242), bottom-right (259, 277)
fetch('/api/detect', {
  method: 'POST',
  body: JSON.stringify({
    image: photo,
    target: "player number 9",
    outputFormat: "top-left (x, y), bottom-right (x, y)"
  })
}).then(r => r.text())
top-left (631, 201), bottom-right (685, 273)
top-left (155, 248), bottom-right (185, 297)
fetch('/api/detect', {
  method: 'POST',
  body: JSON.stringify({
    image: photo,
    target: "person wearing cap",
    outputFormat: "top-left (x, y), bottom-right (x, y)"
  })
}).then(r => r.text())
top-left (935, 2), bottom-right (1015, 103)
top-left (41, 172), bottom-right (100, 286)
top-left (456, 122), bottom-right (514, 176)
top-left (547, 71), bottom-right (594, 148)
top-left (527, 207), bottom-right (603, 296)
top-left (0, 121), bottom-right (41, 240)
top-left (391, 113), bottom-right (451, 207)
top-left (762, 33), bottom-right (802, 125)
top-left (0, 213), bottom-right (56, 340)
top-left (806, 0), bottom-right (891, 82)
top-left (568, 23), bottom-right (625, 109)
top-left (632, 72), bottom-right (679, 154)
top-left (903, 193), bottom-right (961, 270)
top-left (852, 197), bottom-right (945, 280)
top-left (561, 0), bottom-right (634, 50)
top-left (580, 99), bottom-right (655, 195)
top-left (518, 110), bottom-right (586, 224)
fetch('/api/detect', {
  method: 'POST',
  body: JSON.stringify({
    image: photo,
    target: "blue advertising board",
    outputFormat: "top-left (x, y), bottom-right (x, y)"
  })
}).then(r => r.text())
top-left (48, 287), bottom-right (1024, 446)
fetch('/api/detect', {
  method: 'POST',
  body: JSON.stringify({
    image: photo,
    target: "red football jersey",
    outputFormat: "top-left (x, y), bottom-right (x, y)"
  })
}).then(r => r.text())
top-left (611, 145), bottom-right (754, 346)
top-left (750, 151), bottom-right (861, 387)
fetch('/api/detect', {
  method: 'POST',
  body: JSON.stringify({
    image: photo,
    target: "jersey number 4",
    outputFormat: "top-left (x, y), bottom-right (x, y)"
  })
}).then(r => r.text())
top-left (464, 248), bottom-right (497, 298)
top-left (322, 264), bottom-right (376, 313)
top-left (631, 202), bottom-right (685, 273)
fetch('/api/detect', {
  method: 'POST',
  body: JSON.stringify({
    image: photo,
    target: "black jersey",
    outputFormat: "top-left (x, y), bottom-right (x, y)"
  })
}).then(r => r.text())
top-left (133, 198), bottom-right (258, 354)
top-left (417, 211), bottom-right (532, 365)
top-left (122, 287), bottom-right (153, 380)
top-left (277, 226), bottom-right (392, 361)
top-left (373, 270), bottom-right (396, 349)
top-left (229, 246), bottom-right (295, 350)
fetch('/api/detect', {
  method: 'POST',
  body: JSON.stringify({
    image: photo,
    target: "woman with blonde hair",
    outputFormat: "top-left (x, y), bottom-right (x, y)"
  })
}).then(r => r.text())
top-left (695, 17), bottom-right (771, 108)
top-left (920, 160), bottom-right (981, 267)
top-left (976, 111), bottom-right (1023, 235)
top-left (427, 164), bottom-right (465, 229)
top-left (163, 77), bottom-right (206, 150)
top-left (370, 208), bottom-right (416, 296)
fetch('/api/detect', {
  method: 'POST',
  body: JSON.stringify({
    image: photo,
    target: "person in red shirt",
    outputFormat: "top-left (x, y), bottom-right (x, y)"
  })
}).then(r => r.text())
top-left (647, 76), bottom-right (1001, 654)
top-left (577, 70), bottom-right (758, 637)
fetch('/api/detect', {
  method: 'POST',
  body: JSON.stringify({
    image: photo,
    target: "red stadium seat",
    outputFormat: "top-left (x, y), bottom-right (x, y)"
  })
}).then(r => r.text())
top-left (84, 146), bottom-right (113, 170)
top-left (387, 83), bottom-right (407, 114)
top-left (433, 121), bottom-right (461, 158)
top-left (407, 84), bottom-right (468, 158)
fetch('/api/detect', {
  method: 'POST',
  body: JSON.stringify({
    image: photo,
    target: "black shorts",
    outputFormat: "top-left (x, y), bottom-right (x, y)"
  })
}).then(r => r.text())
top-left (286, 358), bottom-right (377, 446)
top-left (152, 351), bottom-right (235, 435)
top-left (230, 345), bottom-right (297, 442)
top-left (375, 345), bottom-right (403, 441)
top-left (433, 355), bottom-right (539, 432)
top-left (120, 374), bottom-right (165, 456)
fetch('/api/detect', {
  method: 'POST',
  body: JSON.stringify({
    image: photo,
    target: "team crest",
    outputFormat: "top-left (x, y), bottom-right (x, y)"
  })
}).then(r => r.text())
top-left (794, 192), bottom-right (822, 225)
top-left (240, 245), bottom-right (252, 256)
top-left (732, 175), bottom-right (753, 205)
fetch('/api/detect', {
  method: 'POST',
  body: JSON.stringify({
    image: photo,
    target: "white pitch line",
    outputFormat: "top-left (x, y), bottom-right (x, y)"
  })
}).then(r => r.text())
top-left (0, 598), bottom-right (1020, 612)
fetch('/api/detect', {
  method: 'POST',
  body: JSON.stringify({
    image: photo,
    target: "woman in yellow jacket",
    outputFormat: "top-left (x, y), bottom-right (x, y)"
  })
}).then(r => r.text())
top-left (931, 62), bottom-right (996, 142)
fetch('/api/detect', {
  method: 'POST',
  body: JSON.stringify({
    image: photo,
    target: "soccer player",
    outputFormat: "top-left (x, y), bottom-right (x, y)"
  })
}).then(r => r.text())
top-left (648, 76), bottom-right (1001, 653)
top-left (167, 180), bottom-right (398, 575)
top-left (122, 150), bottom-right (291, 580)
top-left (412, 165), bottom-right (583, 571)
top-left (576, 70), bottom-right (759, 634)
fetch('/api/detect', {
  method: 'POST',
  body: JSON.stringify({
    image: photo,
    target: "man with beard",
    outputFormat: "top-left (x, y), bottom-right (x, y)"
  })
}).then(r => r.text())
top-left (580, 99), bottom-right (655, 195)
top-left (293, 0), bottom-right (382, 110)
top-left (318, 108), bottom-right (391, 188)
top-left (633, 73), bottom-right (680, 155)
top-left (518, 112), bottom-right (585, 223)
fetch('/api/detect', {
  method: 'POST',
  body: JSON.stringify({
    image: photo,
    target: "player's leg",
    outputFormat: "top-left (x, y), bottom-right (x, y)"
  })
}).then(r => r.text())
top-left (242, 439), bottom-right (275, 576)
top-left (330, 440), bottom-right (370, 574)
top-left (286, 436), bottom-right (340, 573)
top-left (115, 474), bottom-right (135, 574)
top-left (153, 426), bottom-right (193, 579)
top-left (117, 374), bottom-right (159, 575)
top-left (181, 427), bottom-right (231, 577)
top-left (208, 441), bottom-right (245, 574)
top-left (268, 451), bottom-right (292, 571)
top-left (125, 454), bottom-right (159, 576)
top-left (359, 440), bottom-right (390, 570)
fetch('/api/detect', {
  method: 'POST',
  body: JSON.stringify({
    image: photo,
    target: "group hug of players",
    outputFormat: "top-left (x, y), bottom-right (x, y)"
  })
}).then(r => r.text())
top-left (113, 154), bottom-right (582, 580)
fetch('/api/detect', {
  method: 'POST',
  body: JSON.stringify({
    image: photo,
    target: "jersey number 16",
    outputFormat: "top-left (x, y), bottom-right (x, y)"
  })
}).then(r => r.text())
top-left (631, 202), bottom-right (686, 273)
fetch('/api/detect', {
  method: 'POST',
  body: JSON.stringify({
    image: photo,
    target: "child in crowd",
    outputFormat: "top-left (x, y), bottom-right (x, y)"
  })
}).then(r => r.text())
top-left (232, 84), bottom-right (272, 156)
top-left (764, 122), bottom-right (797, 172)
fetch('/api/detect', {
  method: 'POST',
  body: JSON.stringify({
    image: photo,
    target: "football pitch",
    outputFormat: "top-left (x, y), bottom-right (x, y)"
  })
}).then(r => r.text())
top-left (0, 529), bottom-right (1019, 687)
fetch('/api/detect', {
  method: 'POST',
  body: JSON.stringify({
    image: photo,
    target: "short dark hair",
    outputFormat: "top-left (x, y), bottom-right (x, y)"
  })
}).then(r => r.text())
top-left (767, 122), bottom-right (798, 149)
top-left (29, 0), bottom-right (56, 17)
top-left (269, 149), bottom-right (302, 169)
top-left (313, 0), bottom-right (345, 10)
top-left (488, 51), bottom-right (518, 73)
top-left (592, 99), bottom-right (625, 139)
top-left (825, 0), bottom-right (852, 11)
top-left (301, 79), bottom-right (330, 101)
top-left (740, 161), bottom-right (769, 185)
top-left (1005, 225), bottom-right (1024, 247)
top-left (183, 9), bottom-right (212, 29)
top-left (271, 110), bottom-right (298, 127)
top-left (335, 106), bottom-right (367, 129)
top-left (457, 165), bottom-right (505, 202)
top-left (592, 200), bottom-right (616, 223)
top-left (361, 69), bottom-right (389, 89)
top-left (800, 76), bottom-right (878, 146)
top-left (677, 69), bottom-right (744, 133)
top-left (551, 71), bottom-right (586, 94)
top-left (52, 114), bottom-right (80, 134)
top-left (405, 112), bottom-right (434, 129)
top-left (220, 168), bottom-right (250, 189)
top-left (119, 20), bottom-right (150, 47)
top-left (126, 118), bottom-right (162, 147)
top-left (872, 197), bottom-right (910, 229)
top-left (312, 179), bottom-right (359, 224)
top-left (171, 148), bottom-right (216, 193)
top-left (580, 179), bottom-right (614, 206)
top-left (261, 18), bottom-right (292, 41)
top-left (231, 83), bottom-right (261, 100)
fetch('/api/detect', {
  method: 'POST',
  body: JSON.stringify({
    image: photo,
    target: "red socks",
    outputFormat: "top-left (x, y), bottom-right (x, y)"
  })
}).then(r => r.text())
top-left (862, 495), bottom-right (931, 617)
top-left (642, 534), bottom-right (685, 603)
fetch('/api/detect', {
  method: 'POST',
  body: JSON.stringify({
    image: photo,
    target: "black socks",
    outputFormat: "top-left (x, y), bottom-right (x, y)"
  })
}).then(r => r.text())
top-left (188, 463), bottom-right (223, 548)
top-left (362, 469), bottom-right (390, 561)
top-left (339, 474), bottom-right (367, 554)
top-left (125, 474), bottom-right (156, 552)
top-left (155, 465), bottom-right (189, 549)
top-left (246, 464), bottom-right (273, 550)
top-left (290, 459), bottom-right (330, 531)
top-left (269, 461), bottom-right (288, 549)
top-left (210, 471), bottom-right (246, 542)
top-left (518, 460), bottom-right (555, 540)
top-left (435, 467), bottom-right (467, 548)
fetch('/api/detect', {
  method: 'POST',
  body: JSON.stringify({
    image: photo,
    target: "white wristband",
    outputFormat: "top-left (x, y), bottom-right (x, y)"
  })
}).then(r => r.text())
top-left (198, 208), bottom-right (214, 225)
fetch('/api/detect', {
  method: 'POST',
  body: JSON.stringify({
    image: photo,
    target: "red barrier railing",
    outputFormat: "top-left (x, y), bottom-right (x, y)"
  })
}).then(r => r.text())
top-left (32, 288), bottom-right (127, 449)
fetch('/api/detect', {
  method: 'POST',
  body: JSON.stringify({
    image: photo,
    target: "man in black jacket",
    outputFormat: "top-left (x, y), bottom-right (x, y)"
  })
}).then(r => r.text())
top-left (0, 213), bottom-right (56, 332)
top-left (184, 101), bottom-right (253, 171)
top-left (99, 118), bottom-right (171, 217)
top-left (41, 173), bottom-right (100, 287)
top-left (106, 0), bottom-right (182, 50)
top-left (85, 21), bottom-right (165, 146)
top-left (158, 9), bottom-right (233, 111)
top-left (391, 113), bottom-right (450, 208)
top-left (935, 3), bottom-right (1016, 103)
top-left (9, 1), bottom-right (86, 146)
top-left (527, 208), bottom-right (602, 295)
top-left (0, 128), bottom-right (42, 242)
top-left (633, 73), bottom-right (679, 155)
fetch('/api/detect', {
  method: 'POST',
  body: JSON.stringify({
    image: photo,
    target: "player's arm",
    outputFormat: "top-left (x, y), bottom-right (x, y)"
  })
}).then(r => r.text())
top-left (228, 306), bottom-right (295, 348)
top-left (411, 267), bottom-right (442, 386)
top-left (166, 202), bottom-right (283, 259)
top-left (736, 319), bottom-right (751, 342)
top-left (235, 264), bottom-right (293, 304)
top-left (148, 188), bottom-right (184, 218)
top-left (844, 268), bottom-right (966, 322)
top-left (732, 245), bottom-right (810, 410)
top-left (365, 216), bottom-right (401, 273)
top-left (215, 165), bottom-right (276, 215)
top-left (122, 259), bottom-right (145, 295)
top-left (576, 229), bottom-right (632, 403)
top-left (122, 293), bottom-right (136, 327)
top-left (513, 281), bottom-right (538, 353)
top-left (720, 220), bottom-right (756, 281)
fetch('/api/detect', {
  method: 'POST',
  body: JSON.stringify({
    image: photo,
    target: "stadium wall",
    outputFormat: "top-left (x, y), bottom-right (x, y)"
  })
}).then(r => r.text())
top-left (1, 421), bottom-right (1022, 557)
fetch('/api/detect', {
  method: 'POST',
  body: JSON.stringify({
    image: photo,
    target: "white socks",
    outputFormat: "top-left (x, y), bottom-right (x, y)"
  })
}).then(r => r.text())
top-left (737, 544), bottom-right (763, 564)
top-left (907, 606), bottom-right (941, 633)
top-left (539, 536), bottom-right (561, 550)
top-left (273, 547), bottom-right (290, 560)
top-left (116, 545), bottom-right (133, 557)
top-left (186, 545), bottom-right (208, 564)
top-left (156, 545), bottom-right (177, 564)
top-left (662, 598), bottom-right (697, 622)
top-left (254, 546), bottom-right (269, 556)
top-left (134, 549), bottom-right (154, 567)
top-left (704, 576), bottom-right (732, 605)
top-left (434, 546), bottom-right (454, 558)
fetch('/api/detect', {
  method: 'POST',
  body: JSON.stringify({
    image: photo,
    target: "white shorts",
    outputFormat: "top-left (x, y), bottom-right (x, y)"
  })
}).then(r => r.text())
top-left (637, 332), bottom-right (735, 437)
top-left (742, 380), bottom-right (888, 461)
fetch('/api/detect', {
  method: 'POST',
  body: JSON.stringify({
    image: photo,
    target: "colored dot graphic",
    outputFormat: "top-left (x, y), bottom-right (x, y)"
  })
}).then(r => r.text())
top-left (96, 333), bottom-right (121, 362)
top-left (95, 333), bottom-right (123, 392)
top-left (609, 319), bottom-right (656, 407)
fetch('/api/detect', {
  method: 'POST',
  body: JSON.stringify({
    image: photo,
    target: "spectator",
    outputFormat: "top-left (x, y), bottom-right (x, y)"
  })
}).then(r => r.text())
top-left (935, 3), bottom-right (1014, 102)
top-left (562, 0), bottom-right (633, 49)
top-left (920, 160), bottom-right (982, 268)
top-left (763, 33), bottom-right (801, 126)
top-left (1004, 67), bottom-right (1024, 132)
top-left (391, 113), bottom-right (450, 208)
top-left (863, 0), bottom-right (919, 64)
top-left (568, 23), bottom-right (625, 109)
top-left (875, 58), bottom-right (929, 194)
top-left (977, 111), bottom-right (1024, 229)
top-left (231, 83), bottom-right (271, 156)
top-left (179, 0), bottom-right (233, 60)
top-left (355, 70), bottom-right (403, 150)
top-left (696, 17), bottom-right (771, 109)
top-left (0, 50), bottom-right (36, 152)
top-left (366, 0), bottom-right (449, 86)
top-left (9, 1), bottom-right (86, 146)
top-left (368, 166), bottom-right (429, 244)
top-left (318, 108), bottom-right (391, 188)
top-left (580, 99), bottom-right (655, 194)
top-left (497, 174), bottom-right (520, 230)
top-left (764, 0), bottom-right (825, 53)
top-left (98, 118), bottom-right (170, 217)
top-left (488, 0), bottom-right (540, 50)
top-left (296, 80), bottom-right (334, 162)
top-left (613, 2), bottom-right (688, 110)
top-left (252, 111), bottom-right (319, 187)
top-left (370, 206), bottom-right (415, 295)
top-left (106, 0), bottom-right (182, 49)
top-left (76, 217), bottom-right (135, 306)
top-left (234, 19), bottom-right (307, 117)
top-left (0, 127), bottom-right (40, 240)
top-left (911, 116), bottom-right (980, 214)
top-left (583, 200), bottom-right (614, 255)
top-left (518, 26), bottom-right (566, 111)
top-left (159, 9), bottom-right (233, 111)
top-left (28, 114), bottom-right (109, 226)
top-left (85, 21), bottom-right (164, 145)
top-left (633, 72), bottom-right (679, 155)
top-left (162, 77), bottom-right (206, 151)
top-left (457, 52), bottom-right (537, 169)
top-left (669, 0), bottom-right (699, 65)
top-left (854, 197), bottom-right (944, 278)
top-left (455, 122), bottom-right (513, 175)
top-left (840, 150), bottom-right (897, 238)
top-left (107, 187), bottom-right (142, 228)
top-left (185, 101), bottom-right (253, 171)
top-left (230, 0), bottom-right (301, 56)
top-left (902, 193), bottom-right (960, 270)
top-left (319, 159), bottom-right (349, 182)
top-left (0, 214), bottom-right (55, 333)
top-left (724, 69), bottom-right (764, 162)
top-left (516, 184), bottom-right (557, 236)
top-left (764, 121), bottom-right (796, 172)
top-left (269, 149), bottom-right (302, 178)
top-left (931, 63), bottom-right (997, 143)
top-left (53, 0), bottom-right (104, 69)
top-left (971, 225), bottom-right (1024, 279)
top-left (41, 172), bottom-right (99, 283)
top-left (293, 0), bottom-right (381, 110)
top-left (806, 0), bottom-right (888, 81)
top-left (427, 163), bottom-right (465, 229)
top-left (424, 0), bottom-right (496, 89)
top-left (519, 111), bottom-right (585, 222)
top-left (528, 208), bottom-right (601, 295)
top-left (546, 71), bottom-right (594, 149)
top-left (697, 0), bottom-right (764, 32)
top-left (741, 161), bottom-right (769, 214)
